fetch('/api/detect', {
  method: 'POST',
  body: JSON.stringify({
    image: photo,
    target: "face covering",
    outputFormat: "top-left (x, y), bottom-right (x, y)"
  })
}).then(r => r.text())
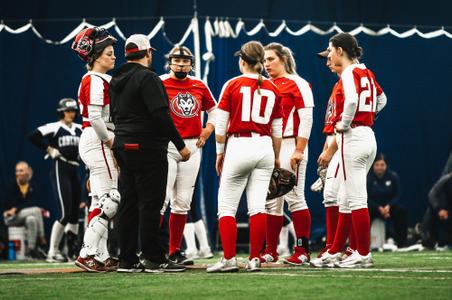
top-left (174, 71), bottom-right (188, 79)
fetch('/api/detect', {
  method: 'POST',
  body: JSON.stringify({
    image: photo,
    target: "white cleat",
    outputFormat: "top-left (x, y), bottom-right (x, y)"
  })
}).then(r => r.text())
top-left (198, 247), bottom-right (214, 259)
top-left (246, 257), bottom-right (262, 272)
top-left (336, 251), bottom-right (374, 268)
top-left (262, 253), bottom-right (277, 263)
top-left (206, 257), bottom-right (239, 273)
top-left (310, 251), bottom-right (341, 268)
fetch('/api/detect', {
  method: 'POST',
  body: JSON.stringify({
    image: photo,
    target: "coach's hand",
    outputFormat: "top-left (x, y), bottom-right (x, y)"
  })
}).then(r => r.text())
top-left (179, 147), bottom-right (191, 162)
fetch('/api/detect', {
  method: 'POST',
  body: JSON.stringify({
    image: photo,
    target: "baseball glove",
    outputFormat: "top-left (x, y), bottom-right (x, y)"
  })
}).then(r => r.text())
top-left (267, 168), bottom-right (297, 200)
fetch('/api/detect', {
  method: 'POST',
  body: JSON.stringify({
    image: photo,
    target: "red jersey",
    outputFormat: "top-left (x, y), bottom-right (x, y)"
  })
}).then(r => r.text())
top-left (77, 71), bottom-right (112, 129)
top-left (272, 75), bottom-right (314, 137)
top-left (218, 74), bottom-right (283, 136)
top-left (323, 82), bottom-right (342, 135)
top-left (160, 75), bottom-right (217, 139)
top-left (335, 64), bottom-right (383, 127)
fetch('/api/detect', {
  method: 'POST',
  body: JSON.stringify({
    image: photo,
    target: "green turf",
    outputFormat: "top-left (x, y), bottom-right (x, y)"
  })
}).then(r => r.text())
top-left (1, 251), bottom-right (452, 300)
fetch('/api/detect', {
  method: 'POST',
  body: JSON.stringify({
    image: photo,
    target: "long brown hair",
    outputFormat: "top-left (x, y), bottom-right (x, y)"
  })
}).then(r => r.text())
top-left (264, 42), bottom-right (297, 75)
top-left (238, 41), bottom-right (265, 94)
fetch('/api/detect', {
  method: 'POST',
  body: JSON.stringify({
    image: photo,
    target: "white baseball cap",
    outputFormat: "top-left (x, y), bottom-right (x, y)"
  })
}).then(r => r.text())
top-left (125, 34), bottom-right (156, 56)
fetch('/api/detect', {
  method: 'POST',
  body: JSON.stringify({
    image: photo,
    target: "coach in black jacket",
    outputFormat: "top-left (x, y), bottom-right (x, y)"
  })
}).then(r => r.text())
top-left (110, 34), bottom-right (190, 272)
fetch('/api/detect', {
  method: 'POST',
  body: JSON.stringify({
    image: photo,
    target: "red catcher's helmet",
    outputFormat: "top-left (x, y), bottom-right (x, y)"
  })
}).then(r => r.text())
top-left (71, 27), bottom-right (117, 62)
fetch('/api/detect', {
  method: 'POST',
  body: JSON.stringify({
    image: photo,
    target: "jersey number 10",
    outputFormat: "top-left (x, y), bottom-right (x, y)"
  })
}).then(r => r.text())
top-left (240, 87), bottom-right (276, 124)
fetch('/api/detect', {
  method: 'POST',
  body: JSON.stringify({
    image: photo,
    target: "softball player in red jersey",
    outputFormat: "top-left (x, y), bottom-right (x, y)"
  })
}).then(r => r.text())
top-left (313, 33), bottom-right (387, 268)
top-left (159, 46), bottom-right (217, 265)
top-left (71, 28), bottom-right (120, 272)
top-left (261, 43), bottom-right (313, 265)
top-left (207, 41), bottom-right (283, 273)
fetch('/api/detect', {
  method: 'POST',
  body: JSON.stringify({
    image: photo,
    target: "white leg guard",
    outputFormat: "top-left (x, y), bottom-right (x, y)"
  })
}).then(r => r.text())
top-left (183, 222), bottom-right (198, 254)
top-left (79, 216), bottom-right (108, 258)
top-left (95, 230), bottom-right (110, 262)
top-left (48, 221), bottom-right (65, 256)
top-left (194, 220), bottom-right (211, 251)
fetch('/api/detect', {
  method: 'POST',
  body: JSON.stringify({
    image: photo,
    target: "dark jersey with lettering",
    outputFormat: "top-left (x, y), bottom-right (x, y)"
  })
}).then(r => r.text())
top-left (30, 121), bottom-right (82, 162)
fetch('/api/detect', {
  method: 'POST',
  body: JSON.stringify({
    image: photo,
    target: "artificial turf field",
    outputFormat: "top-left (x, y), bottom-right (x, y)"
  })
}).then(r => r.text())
top-left (1, 251), bottom-right (451, 300)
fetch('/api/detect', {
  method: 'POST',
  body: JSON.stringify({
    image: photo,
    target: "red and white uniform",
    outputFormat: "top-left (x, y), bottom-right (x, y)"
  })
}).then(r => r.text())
top-left (334, 63), bottom-right (386, 257)
top-left (322, 82), bottom-right (342, 208)
top-left (77, 71), bottom-right (118, 261)
top-left (216, 74), bottom-right (282, 260)
top-left (159, 74), bottom-right (216, 215)
top-left (266, 75), bottom-right (314, 216)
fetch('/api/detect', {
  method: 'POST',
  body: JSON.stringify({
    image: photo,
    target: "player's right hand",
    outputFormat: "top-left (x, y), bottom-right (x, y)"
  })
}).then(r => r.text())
top-left (47, 146), bottom-right (61, 159)
top-left (179, 147), bottom-right (191, 162)
top-left (317, 150), bottom-right (333, 168)
top-left (216, 153), bottom-right (225, 176)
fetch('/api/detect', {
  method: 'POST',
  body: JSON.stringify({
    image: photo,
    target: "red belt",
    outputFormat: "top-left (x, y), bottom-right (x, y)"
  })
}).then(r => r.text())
top-left (229, 132), bottom-right (263, 138)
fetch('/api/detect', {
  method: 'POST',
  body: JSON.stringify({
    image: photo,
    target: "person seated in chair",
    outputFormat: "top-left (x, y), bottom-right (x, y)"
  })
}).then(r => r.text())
top-left (3, 161), bottom-right (47, 259)
top-left (367, 153), bottom-right (407, 247)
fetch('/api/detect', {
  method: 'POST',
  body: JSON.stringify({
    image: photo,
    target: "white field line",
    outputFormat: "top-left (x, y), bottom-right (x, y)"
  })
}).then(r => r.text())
top-left (251, 272), bottom-right (452, 281)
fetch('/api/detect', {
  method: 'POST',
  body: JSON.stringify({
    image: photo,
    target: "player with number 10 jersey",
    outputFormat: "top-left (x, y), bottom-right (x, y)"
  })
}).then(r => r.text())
top-left (207, 41), bottom-right (283, 273)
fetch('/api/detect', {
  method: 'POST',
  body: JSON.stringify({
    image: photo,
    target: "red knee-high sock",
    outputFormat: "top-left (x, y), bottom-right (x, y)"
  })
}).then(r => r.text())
top-left (169, 213), bottom-right (187, 255)
top-left (219, 216), bottom-right (237, 259)
top-left (352, 208), bottom-right (370, 256)
top-left (249, 213), bottom-right (266, 259)
top-left (349, 222), bottom-right (357, 250)
top-left (329, 212), bottom-right (351, 254)
top-left (325, 206), bottom-right (339, 246)
top-left (291, 209), bottom-right (311, 252)
top-left (265, 214), bottom-right (284, 255)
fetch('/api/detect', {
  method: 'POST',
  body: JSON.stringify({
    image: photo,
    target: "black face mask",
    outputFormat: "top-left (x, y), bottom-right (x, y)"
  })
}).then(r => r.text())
top-left (174, 71), bottom-right (188, 79)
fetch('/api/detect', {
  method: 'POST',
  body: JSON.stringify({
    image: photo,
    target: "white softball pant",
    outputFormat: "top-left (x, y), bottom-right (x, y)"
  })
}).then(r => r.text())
top-left (323, 135), bottom-right (341, 208)
top-left (161, 139), bottom-right (201, 215)
top-left (79, 127), bottom-right (118, 210)
top-left (218, 135), bottom-right (274, 218)
top-left (336, 126), bottom-right (377, 212)
top-left (266, 138), bottom-right (309, 216)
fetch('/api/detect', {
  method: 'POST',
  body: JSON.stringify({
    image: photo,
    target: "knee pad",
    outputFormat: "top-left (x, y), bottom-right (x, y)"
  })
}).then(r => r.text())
top-left (99, 189), bottom-right (121, 219)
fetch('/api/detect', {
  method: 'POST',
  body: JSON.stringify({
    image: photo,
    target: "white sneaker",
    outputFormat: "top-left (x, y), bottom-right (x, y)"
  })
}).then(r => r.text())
top-left (198, 247), bottom-right (214, 259)
top-left (337, 251), bottom-right (374, 268)
top-left (246, 257), bottom-right (262, 272)
top-left (206, 257), bottom-right (239, 273)
top-left (310, 251), bottom-right (341, 268)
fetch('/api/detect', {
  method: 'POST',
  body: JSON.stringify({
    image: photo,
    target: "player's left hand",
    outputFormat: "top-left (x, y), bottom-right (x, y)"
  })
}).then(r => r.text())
top-left (290, 150), bottom-right (303, 171)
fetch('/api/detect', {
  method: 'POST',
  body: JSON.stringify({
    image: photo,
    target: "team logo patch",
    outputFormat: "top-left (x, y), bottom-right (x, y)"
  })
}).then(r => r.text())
top-left (170, 92), bottom-right (200, 118)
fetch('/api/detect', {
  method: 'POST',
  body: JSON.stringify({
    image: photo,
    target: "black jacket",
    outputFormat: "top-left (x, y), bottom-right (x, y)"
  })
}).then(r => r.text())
top-left (367, 170), bottom-right (400, 209)
top-left (428, 173), bottom-right (452, 211)
top-left (109, 62), bottom-right (185, 150)
top-left (3, 180), bottom-right (40, 212)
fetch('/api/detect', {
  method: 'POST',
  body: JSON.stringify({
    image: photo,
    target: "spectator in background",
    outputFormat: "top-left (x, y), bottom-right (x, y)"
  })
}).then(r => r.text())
top-left (367, 153), bottom-right (407, 247)
top-left (418, 171), bottom-right (452, 249)
top-left (3, 161), bottom-right (47, 259)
